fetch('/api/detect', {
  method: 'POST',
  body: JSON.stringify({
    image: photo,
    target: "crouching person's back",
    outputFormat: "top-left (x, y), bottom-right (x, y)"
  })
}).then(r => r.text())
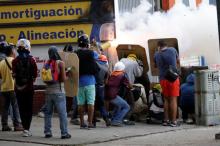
top-left (105, 62), bottom-right (131, 126)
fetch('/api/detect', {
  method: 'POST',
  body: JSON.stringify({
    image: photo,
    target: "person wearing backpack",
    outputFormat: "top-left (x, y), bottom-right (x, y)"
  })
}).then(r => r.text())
top-left (43, 46), bottom-right (71, 139)
top-left (93, 54), bottom-right (111, 127)
top-left (75, 34), bottom-right (100, 129)
top-left (0, 43), bottom-right (23, 132)
top-left (105, 62), bottom-right (131, 126)
top-left (12, 39), bottom-right (38, 137)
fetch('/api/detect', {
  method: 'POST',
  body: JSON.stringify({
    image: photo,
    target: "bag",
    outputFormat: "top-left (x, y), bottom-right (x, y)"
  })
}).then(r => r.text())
top-left (15, 57), bottom-right (33, 86)
top-left (41, 60), bottom-right (59, 83)
top-left (131, 86), bottom-right (142, 102)
top-left (152, 89), bottom-right (164, 108)
top-left (164, 66), bottom-right (179, 82)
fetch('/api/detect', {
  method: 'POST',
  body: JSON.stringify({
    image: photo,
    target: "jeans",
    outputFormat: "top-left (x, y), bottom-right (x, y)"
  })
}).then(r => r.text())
top-left (71, 96), bottom-right (78, 119)
top-left (44, 93), bottom-right (69, 136)
top-left (110, 95), bottom-right (130, 124)
top-left (1, 91), bottom-right (21, 127)
top-left (95, 85), bottom-right (108, 118)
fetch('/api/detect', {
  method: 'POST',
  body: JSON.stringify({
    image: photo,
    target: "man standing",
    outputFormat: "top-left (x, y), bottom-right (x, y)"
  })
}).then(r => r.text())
top-left (154, 40), bottom-right (180, 127)
top-left (12, 39), bottom-right (38, 136)
top-left (0, 43), bottom-right (23, 131)
top-left (93, 54), bottom-right (111, 126)
top-left (75, 34), bottom-right (99, 129)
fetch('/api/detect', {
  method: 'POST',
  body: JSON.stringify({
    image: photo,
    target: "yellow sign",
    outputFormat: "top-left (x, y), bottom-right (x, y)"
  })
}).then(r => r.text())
top-left (0, 24), bottom-right (93, 45)
top-left (0, 1), bottom-right (91, 24)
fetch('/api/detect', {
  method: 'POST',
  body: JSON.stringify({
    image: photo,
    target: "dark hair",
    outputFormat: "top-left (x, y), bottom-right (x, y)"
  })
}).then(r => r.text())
top-left (157, 40), bottom-right (167, 48)
top-left (48, 46), bottom-right (61, 60)
top-left (4, 45), bottom-right (14, 56)
top-left (63, 44), bottom-right (73, 52)
top-left (0, 41), bottom-right (8, 53)
top-left (78, 34), bottom-right (90, 48)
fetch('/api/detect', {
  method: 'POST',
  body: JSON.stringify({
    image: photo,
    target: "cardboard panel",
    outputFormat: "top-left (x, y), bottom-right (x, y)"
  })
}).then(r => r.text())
top-left (148, 38), bottom-right (178, 76)
top-left (58, 52), bottom-right (79, 97)
top-left (116, 44), bottom-right (149, 74)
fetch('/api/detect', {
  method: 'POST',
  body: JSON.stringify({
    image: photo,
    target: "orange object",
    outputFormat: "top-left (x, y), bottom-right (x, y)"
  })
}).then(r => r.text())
top-left (162, 0), bottom-right (175, 11)
top-left (196, 0), bottom-right (202, 6)
top-left (98, 54), bottom-right (108, 62)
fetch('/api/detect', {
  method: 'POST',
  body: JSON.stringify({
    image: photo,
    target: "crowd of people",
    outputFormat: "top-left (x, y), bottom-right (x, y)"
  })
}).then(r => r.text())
top-left (0, 35), bottom-right (196, 139)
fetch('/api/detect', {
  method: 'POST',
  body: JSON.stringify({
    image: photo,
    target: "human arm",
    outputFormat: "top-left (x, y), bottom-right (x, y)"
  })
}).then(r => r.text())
top-left (32, 57), bottom-right (38, 82)
top-left (59, 61), bottom-right (66, 82)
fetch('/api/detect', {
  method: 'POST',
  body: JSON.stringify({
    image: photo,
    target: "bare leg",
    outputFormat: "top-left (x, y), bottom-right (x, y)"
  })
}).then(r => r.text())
top-left (163, 98), bottom-right (169, 121)
top-left (78, 105), bottom-right (85, 125)
top-left (169, 97), bottom-right (178, 122)
top-left (88, 104), bottom-right (94, 126)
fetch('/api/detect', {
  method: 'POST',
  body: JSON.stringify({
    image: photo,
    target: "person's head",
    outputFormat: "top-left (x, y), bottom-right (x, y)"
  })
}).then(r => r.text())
top-left (4, 45), bottom-right (15, 57)
top-left (0, 41), bottom-right (8, 53)
top-left (78, 34), bottom-right (90, 48)
top-left (157, 40), bottom-right (167, 50)
top-left (63, 44), bottom-right (73, 52)
top-left (186, 73), bottom-right (195, 84)
top-left (16, 39), bottom-right (31, 53)
top-left (114, 61), bottom-right (125, 71)
top-left (48, 46), bottom-right (61, 60)
top-left (127, 53), bottom-right (137, 61)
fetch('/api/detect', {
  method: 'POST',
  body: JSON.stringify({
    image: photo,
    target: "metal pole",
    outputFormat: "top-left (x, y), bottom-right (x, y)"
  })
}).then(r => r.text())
top-left (216, 0), bottom-right (220, 46)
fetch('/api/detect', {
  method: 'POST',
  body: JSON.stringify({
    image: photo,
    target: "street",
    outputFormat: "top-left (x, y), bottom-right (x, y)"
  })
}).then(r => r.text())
top-left (0, 117), bottom-right (220, 146)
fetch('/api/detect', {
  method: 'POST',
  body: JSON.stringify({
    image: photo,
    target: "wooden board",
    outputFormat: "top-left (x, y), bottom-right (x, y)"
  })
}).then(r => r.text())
top-left (148, 38), bottom-right (179, 76)
top-left (58, 52), bottom-right (79, 97)
top-left (116, 44), bottom-right (149, 74)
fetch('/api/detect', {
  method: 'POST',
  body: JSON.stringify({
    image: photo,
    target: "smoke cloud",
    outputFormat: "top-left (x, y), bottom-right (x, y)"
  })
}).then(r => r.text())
top-left (116, 0), bottom-right (219, 66)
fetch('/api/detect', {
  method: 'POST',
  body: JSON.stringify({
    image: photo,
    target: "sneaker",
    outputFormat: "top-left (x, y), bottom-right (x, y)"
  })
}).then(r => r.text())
top-left (70, 119), bottom-right (80, 125)
top-left (170, 121), bottom-right (179, 127)
top-left (80, 123), bottom-right (88, 129)
top-left (104, 118), bottom-right (111, 127)
top-left (61, 133), bottom-right (71, 139)
top-left (45, 134), bottom-right (52, 138)
top-left (23, 130), bottom-right (32, 137)
top-left (2, 126), bottom-right (12, 131)
top-left (123, 119), bottom-right (135, 125)
top-left (111, 122), bottom-right (123, 127)
top-left (162, 120), bottom-right (170, 126)
top-left (186, 118), bottom-right (194, 124)
top-left (37, 112), bottom-right (45, 118)
top-left (14, 126), bottom-right (24, 131)
top-left (88, 124), bottom-right (96, 130)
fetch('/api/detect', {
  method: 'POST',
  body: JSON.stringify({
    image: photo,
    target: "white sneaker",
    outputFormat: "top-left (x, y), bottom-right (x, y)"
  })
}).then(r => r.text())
top-left (186, 118), bottom-right (194, 124)
top-left (38, 112), bottom-right (45, 118)
top-left (23, 130), bottom-right (32, 137)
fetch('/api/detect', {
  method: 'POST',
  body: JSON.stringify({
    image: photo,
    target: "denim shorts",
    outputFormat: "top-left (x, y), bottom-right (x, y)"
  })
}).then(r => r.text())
top-left (77, 85), bottom-right (95, 105)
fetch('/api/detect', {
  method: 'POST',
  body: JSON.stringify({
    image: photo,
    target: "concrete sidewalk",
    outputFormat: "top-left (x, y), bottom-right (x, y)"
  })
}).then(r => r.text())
top-left (0, 117), bottom-right (200, 146)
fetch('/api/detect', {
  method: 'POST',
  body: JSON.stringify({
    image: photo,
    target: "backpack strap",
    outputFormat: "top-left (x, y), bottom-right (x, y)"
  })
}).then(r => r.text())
top-left (5, 58), bottom-right (12, 70)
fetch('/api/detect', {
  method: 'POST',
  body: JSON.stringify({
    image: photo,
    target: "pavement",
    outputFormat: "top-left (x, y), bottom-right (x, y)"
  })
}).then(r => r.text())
top-left (0, 117), bottom-right (220, 146)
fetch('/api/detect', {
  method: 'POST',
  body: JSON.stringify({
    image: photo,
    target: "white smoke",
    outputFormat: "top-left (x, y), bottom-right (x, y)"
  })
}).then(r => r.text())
top-left (116, 0), bottom-right (220, 66)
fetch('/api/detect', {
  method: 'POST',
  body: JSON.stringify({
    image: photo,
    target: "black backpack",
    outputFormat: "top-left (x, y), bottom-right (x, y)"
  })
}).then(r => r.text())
top-left (152, 89), bottom-right (164, 108)
top-left (15, 57), bottom-right (33, 86)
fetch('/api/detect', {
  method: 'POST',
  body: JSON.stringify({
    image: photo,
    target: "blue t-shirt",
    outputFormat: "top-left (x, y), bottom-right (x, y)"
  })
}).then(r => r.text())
top-left (79, 75), bottom-right (96, 87)
top-left (154, 47), bottom-right (178, 80)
